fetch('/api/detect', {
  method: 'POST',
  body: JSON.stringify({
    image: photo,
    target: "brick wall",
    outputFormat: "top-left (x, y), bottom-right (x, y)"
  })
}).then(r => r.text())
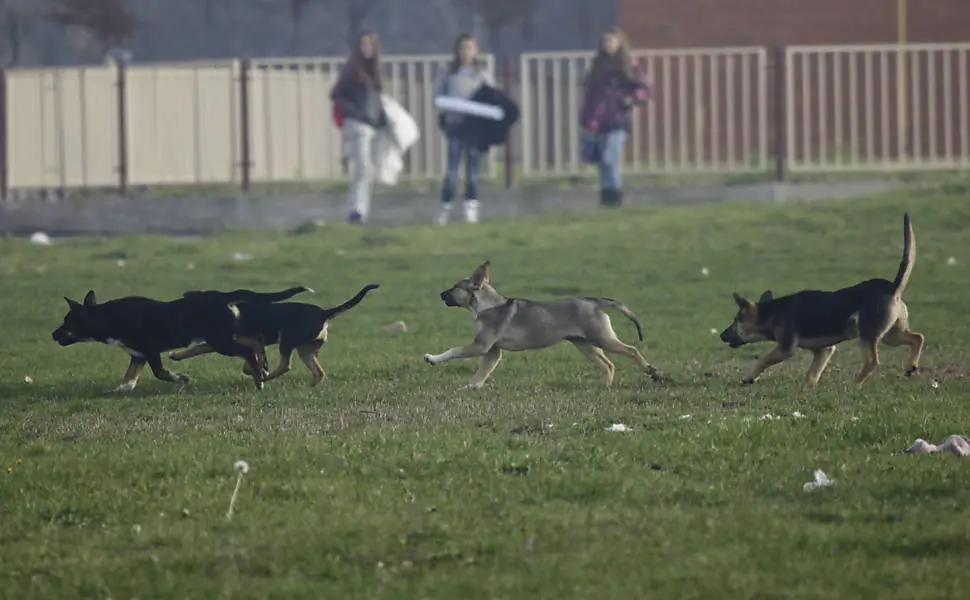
top-left (614, 0), bottom-right (970, 171)
top-left (619, 0), bottom-right (970, 48)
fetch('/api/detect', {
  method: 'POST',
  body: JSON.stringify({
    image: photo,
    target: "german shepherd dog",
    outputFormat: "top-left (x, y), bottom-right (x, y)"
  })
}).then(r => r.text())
top-left (52, 287), bottom-right (311, 391)
top-left (719, 213), bottom-right (924, 387)
top-left (168, 284), bottom-right (380, 386)
top-left (423, 261), bottom-right (664, 388)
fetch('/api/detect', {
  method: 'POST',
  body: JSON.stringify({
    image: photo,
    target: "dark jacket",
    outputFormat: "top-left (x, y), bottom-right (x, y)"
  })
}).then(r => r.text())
top-left (579, 63), bottom-right (653, 133)
top-left (330, 64), bottom-right (385, 129)
top-left (449, 85), bottom-right (520, 151)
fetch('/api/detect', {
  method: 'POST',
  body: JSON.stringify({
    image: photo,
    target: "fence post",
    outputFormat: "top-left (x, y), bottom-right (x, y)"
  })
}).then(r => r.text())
top-left (0, 69), bottom-right (7, 202)
top-left (773, 46), bottom-right (788, 182)
top-left (502, 55), bottom-right (514, 189)
top-left (115, 58), bottom-right (129, 196)
top-left (238, 58), bottom-right (252, 194)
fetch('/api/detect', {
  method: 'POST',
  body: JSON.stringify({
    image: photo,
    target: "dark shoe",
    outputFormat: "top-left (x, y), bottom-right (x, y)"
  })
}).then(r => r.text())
top-left (600, 189), bottom-right (622, 207)
top-left (348, 211), bottom-right (363, 224)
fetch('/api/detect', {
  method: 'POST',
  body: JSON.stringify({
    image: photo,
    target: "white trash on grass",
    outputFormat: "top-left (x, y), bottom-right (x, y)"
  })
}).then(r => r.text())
top-left (803, 469), bottom-right (835, 491)
top-left (605, 424), bottom-right (632, 432)
top-left (905, 435), bottom-right (970, 456)
top-left (30, 232), bottom-right (52, 245)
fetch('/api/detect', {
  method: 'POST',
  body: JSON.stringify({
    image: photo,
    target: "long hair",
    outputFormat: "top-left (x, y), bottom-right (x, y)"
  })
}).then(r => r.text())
top-left (346, 30), bottom-right (382, 89)
top-left (448, 33), bottom-right (485, 74)
top-left (584, 27), bottom-right (636, 89)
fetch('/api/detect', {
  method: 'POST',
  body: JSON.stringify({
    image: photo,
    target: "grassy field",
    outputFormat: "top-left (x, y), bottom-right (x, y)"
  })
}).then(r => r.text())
top-left (2, 189), bottom-right (970, 599)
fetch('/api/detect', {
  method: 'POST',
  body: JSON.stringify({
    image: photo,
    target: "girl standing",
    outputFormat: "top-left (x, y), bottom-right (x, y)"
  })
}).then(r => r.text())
top-left (432, 33), bottom-right (495, 225)
top-left (579, 27), bottom-right (652, 207)
top-left (330, 31), bottom-right (386, 224)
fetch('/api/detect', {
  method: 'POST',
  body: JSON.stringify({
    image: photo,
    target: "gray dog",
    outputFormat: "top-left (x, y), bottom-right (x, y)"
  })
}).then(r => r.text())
top-left (423, 261), bottom-right (665, 389)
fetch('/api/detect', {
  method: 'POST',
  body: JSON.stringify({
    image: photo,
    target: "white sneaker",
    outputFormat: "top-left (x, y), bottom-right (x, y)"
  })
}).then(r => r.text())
top-left (463, 199), bottom-right (480, 223)
top-left (433, 203), bottom-right (454, 225)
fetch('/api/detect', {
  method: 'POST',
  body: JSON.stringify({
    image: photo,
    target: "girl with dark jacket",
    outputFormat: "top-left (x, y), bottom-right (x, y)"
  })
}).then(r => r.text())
top-left (330, 31), bottom-right (386, 224)
top-left (579, 27), bottom-right (653, 207)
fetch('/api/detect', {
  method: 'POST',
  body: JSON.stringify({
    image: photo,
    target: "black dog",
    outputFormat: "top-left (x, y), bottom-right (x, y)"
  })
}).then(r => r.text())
top-left (52, 287), bottom-right (311, 391)
top-left (168, 284), bottom-right (379, 386)
top-left (719, 213), bottom-right (924, 387)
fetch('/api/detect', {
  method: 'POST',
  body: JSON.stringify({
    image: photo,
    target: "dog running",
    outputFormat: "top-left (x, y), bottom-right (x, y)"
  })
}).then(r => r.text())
top-left (52, 286), bottom-right (311, 391)
top-left (168, 284), bottom-right (380, 386)
top-left (422, 261), bottom-right (664, 388)
top-left (719, 213), bottom-right (924, 387)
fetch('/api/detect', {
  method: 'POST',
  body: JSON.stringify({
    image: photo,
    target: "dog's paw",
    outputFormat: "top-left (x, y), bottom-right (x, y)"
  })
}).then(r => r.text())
top-left (173, 372), bottom-right (190, 384)
top-left (650, 372), bottom-right (668, 384)
top-left (105, 380), bottom-right (138, 394)
top-left (423, 354), bottom-right (437, 365)
top-left (740, 377), bottom-right (757, 385)
top-left (253, 380), bottom-right (264, 392)
top-left (905, 365), bottom-right (920, 377)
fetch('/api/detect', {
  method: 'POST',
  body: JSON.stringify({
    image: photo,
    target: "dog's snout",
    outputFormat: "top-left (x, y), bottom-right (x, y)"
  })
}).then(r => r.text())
top-left (439, 291), bottom-right (449, 301)
top-left (719, 328), bottom-right (730, 343)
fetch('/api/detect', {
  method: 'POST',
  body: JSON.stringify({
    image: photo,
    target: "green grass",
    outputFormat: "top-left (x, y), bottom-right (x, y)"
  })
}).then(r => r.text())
top-left (3, 189), bottom-right (970, 599)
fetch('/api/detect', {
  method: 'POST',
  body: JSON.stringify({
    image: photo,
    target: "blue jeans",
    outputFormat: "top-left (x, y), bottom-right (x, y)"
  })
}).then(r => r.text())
top-left (597, 129), bottom-right (627, 191)
top-left (440, 135), bottom-right (481, 204)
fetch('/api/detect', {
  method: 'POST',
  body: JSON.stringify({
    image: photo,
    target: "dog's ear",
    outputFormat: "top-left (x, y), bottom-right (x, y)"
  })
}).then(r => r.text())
top-left (732, 292), bottom-right (750, 309)
top-left (83, 290), bottom-right (98, 307)
top-left (471, 261), bottom-right (491, 288)
top-left (64, 297), bottom-right (83, 311)
top-left (758, 290), bottom-right (773, 303)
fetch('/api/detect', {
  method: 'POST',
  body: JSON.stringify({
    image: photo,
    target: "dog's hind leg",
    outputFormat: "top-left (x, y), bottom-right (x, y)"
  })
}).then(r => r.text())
top-left (466, 347), bottom-right (503, 389)
top-left (804, 345), bottom-right (837, 387)
top-left (595, 336), bottom-right (663, 382)
top-left (264, 345), bottom-right (295, 382)
top-left (571, 340), bottom-right (615, 387)
top-left (855, 340), bottom-right (881, 386)
top-left (882, 321), bottom-right (925, 377)
top-left (168, 343), bottom-right (215, 361)
top-left (145, 353), bottom-right (190, 385)
top-left (297, 342), bottom-right (326, 386)
top-left (855, 308), bottom-right (897, 386)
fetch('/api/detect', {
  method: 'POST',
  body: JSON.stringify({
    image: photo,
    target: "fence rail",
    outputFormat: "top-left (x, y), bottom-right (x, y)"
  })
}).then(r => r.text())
top-left (2, 42), bottom-right (969, 197)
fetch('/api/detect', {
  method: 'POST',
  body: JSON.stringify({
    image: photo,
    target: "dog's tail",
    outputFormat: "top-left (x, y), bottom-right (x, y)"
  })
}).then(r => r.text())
top-left (590, 298), bottom-right (645, 341)
top-left (321, 284), bottom-right (380, 319)
top-left (892, 213), bottom-right (915, 297)
top-left (226, 286), bottom-right (314, 304)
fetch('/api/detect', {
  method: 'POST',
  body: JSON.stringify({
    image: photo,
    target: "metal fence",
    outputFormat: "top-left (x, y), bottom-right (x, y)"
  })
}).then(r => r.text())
top-left (2, 42), bottom-right (969, 197)
top-left (785, 42), bottom-right (970, 171)
top-left (518, 47), bottom-right (769, 176)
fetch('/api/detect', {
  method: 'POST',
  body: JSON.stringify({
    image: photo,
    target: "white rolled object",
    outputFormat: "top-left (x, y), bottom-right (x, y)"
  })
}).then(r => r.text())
top-left (434, 96), bottom-right (504, 121)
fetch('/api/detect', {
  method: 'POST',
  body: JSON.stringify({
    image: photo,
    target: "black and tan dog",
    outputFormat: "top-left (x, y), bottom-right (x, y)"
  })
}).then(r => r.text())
top-left (719, 213), bottom-right (924, 387)
top-left (422, 261), bottom-right (664, 388)
top-left (168, 284), bottom-right (380, 386)
top-left (52, 286), bottom-right (311, 391)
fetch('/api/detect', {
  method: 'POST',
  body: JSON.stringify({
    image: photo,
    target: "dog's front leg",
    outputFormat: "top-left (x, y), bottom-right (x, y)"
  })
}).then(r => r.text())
top-left (465, 347), bottom-right (503, 389)
top-left (107, 356), bottom-right (147, 393)
top-left (146, 353), bottom-right (190, 385)
top-left (742, 345), bottom-right (793, 384)
top-left (168, 343), bottom-right (215, 361)
top-left (424, 342), bottom-right (491, 365)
